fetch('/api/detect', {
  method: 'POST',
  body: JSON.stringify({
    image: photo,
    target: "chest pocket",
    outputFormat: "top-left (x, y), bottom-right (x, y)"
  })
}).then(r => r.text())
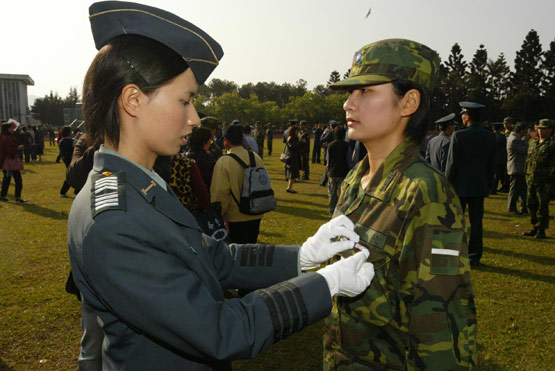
top-left (338, 223), bottom-right (397, 329)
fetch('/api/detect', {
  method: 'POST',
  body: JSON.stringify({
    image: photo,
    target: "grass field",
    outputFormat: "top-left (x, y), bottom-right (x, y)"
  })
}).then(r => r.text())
top-left (0, 143), bottom-right (554, 370)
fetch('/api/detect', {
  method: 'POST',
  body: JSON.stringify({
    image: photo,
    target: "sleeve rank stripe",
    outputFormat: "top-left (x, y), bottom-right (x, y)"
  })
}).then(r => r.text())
top-left (240, 245), bottom-right (249, 266)
top-left (257, 245), bottom-right (267, 266)
top-left (281, 287), bottom-right (301, 332)
top-left (283, 282), bottom-right (309, 328)
top-left (249, 245), bottom-right (258, 266)
top-left (267, 287), bottom-right (292, 340)
top-left (258, 289), bottom-right (281, 343)
top-left (265, 245), bottom-right (275, 267)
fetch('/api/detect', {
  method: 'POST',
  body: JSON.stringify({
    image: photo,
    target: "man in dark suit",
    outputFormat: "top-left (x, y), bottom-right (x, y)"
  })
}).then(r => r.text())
top-left (445, 102), bottom-right (496, 266)
top-left (426, 113), bottom-right (456, 174)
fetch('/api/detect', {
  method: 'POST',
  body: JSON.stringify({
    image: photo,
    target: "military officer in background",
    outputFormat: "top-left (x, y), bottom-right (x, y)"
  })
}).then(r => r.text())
top-left (503, 116), bottom-right (515, 136)
top-left (299, 120), bottom-right (311, 180)
top-left (426, 113), bottom-right (456, 173)
top-left (445, 101), bottom-right (496, 266)
top-left (491, 122), bottom-right (508, 195)
top-left (265, 123), bottom-right (273, 155)
top-left (253, 121), bottom-right (265, 158)
top-left (506, 122), bottom-right (530, 214)
top-left (523, 119), bottom-right (554, 239)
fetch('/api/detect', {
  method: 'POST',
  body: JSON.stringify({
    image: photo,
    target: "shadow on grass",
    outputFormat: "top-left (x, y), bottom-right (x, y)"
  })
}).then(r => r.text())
top-left (483, 230), bottom-right (532, 241)
top-left (484, 246), bottom-right (555, 266)
top-left (473, 262), bottom-right (555, 284)
top-left (274, 203), bottom-right (329, 219)
top-left (258, 230), bottom-right (284, 238)
top-left (276, 197), bottom-right (328, 209)
top-left (16, 203), bottom-right (68, 220)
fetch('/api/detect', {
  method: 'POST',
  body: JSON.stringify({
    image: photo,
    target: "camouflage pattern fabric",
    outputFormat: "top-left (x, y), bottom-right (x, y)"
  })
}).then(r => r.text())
top-left (329, 39), bottom-right (440, 92)
top-left (254, 128), bottom-right (265, 147)
top-left (526, 136), bottom-right (554, 186)
top-left (525, 136), bottom-right (554, 229)
top-left (323, 139), bottom-right (477, 370)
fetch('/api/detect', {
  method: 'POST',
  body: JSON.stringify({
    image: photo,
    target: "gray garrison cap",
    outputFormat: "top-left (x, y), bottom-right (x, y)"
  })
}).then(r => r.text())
top-left (89, 1), bottom-right (223, 85)
top-left (435, 113), bottom-right (456, 125)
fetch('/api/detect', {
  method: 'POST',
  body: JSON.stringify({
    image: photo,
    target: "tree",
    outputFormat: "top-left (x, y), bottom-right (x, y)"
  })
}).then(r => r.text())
top-left (207, 79), bottom-right (238, 97)
top-left (540, 38), bottom-right (555, 117)
top-left (30, 91), bottom-right (64, 126)
top-left (487, 53), bottom-right (511, 115)
top-left (440, 43), bottom-right (468, 114)
top-left (343, 69), bottom-right (351, 79)
top-left (327, 70), bottom-right (341, 86)
top-left (504, 29), bottom-right (544, 121)
top-left (64, 86), bottom-right (80, 107)
top-left (466, 44), bottom-right (489, 111)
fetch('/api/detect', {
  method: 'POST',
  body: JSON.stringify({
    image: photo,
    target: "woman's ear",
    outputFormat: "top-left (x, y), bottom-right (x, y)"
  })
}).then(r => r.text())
top-left (119, 84), bottom-right (143, 118)
top-left (400, 89), bottom-right (421, 117)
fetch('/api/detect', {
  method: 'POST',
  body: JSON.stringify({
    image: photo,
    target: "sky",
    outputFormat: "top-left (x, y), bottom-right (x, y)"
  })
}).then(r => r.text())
top-left (1, 0), bottom-right (554, 106)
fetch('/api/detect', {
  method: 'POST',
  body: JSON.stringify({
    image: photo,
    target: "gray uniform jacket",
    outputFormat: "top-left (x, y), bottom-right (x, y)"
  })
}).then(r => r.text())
top-left (68, 152), bottom-right (331, 370)
top-left (425, 132), bottom-right (450, 174)
top-left (445, 123), bottom-right (497, 198)
top-left (506, 132), bottom-right (529, 175)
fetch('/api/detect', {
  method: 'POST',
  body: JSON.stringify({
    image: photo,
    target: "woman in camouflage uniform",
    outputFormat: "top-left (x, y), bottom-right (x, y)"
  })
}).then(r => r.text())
top-left (323, 39), bottom-right (477, 370)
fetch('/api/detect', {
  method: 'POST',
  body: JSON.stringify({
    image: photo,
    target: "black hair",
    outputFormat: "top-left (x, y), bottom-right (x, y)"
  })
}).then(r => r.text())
top-left (243, 125), bottom-right (252, 135)
top-left (1, 123), bottom-right (10, 135)
top-left (189, 126), bottom-right (212, 151)
top-left (224, 124), bottom-right (244, 145)
top-left (334, 126), bottom-right (346, 140)
top-left (466, 110), bottom-right (481, 123)
top-left (391, 80), bottom-right (430, 144)
top-left (82, 34), bottom-right (188, 148)
top-left (513, 123), bottom-right (527, 133)
top-left (61, 126), bottom-right (72, 138)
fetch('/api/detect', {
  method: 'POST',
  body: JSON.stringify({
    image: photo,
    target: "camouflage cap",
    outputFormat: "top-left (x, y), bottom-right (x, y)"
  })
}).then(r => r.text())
top-left (200, 116), bottom-right (220, 129)
top-left (537, 118), bottom-right (555, 129)
top-left (329, 38), bottom-right (440, 92)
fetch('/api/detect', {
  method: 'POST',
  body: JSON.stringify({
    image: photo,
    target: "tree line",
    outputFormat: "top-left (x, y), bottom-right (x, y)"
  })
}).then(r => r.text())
top-left (31, 29), bottom-right (554, 129)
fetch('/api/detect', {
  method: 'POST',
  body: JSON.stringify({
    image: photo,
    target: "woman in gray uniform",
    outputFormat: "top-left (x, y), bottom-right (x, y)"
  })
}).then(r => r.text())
top-left (68, 2), bottom-right (374, 370)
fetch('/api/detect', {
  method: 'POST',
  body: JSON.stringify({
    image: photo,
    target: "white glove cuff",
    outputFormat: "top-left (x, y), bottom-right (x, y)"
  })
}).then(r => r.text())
top-left (315, 267), bottom-right (338, 297)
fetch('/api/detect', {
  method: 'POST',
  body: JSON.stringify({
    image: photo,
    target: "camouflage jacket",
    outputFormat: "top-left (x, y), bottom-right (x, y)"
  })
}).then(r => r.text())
top-left (525, 137), bottom-right (554, 186)
top-left (254, 129), bottom-right (265, 147)
top-left (324, 139), bottom-right (477, 370)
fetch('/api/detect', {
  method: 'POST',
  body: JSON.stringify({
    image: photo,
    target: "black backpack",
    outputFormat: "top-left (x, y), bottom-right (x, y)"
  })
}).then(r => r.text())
top-left (227, 151), bottom-right (277, 215)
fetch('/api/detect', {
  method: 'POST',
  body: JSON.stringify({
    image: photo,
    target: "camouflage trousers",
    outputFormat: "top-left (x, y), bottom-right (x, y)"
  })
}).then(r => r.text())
top-left (527, 184), bottom-right (550, 229)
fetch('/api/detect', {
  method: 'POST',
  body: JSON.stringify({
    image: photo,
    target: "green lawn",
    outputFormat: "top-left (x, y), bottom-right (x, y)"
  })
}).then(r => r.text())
top-left (0, 143), bottom-right (553, 370)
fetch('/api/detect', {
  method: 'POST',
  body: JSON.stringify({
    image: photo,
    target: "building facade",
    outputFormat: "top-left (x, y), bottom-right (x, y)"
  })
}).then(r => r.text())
top-left (0, 74), bottom-right (34, 126)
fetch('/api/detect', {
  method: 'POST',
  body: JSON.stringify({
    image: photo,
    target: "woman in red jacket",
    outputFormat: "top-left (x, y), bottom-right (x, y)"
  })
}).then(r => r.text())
top-left (0, 122), bottom-right (26, 202)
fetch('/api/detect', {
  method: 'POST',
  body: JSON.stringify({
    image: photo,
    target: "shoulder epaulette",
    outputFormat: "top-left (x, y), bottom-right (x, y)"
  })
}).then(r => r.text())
top-left (90, 171), bottom-right (127, 218)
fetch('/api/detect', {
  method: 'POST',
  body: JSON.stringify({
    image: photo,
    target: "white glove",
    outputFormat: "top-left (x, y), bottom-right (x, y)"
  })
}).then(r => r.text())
top-left (299, 215), bottom-right (360, 270)
top-left (316, 249), bottom-right (374, 297)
